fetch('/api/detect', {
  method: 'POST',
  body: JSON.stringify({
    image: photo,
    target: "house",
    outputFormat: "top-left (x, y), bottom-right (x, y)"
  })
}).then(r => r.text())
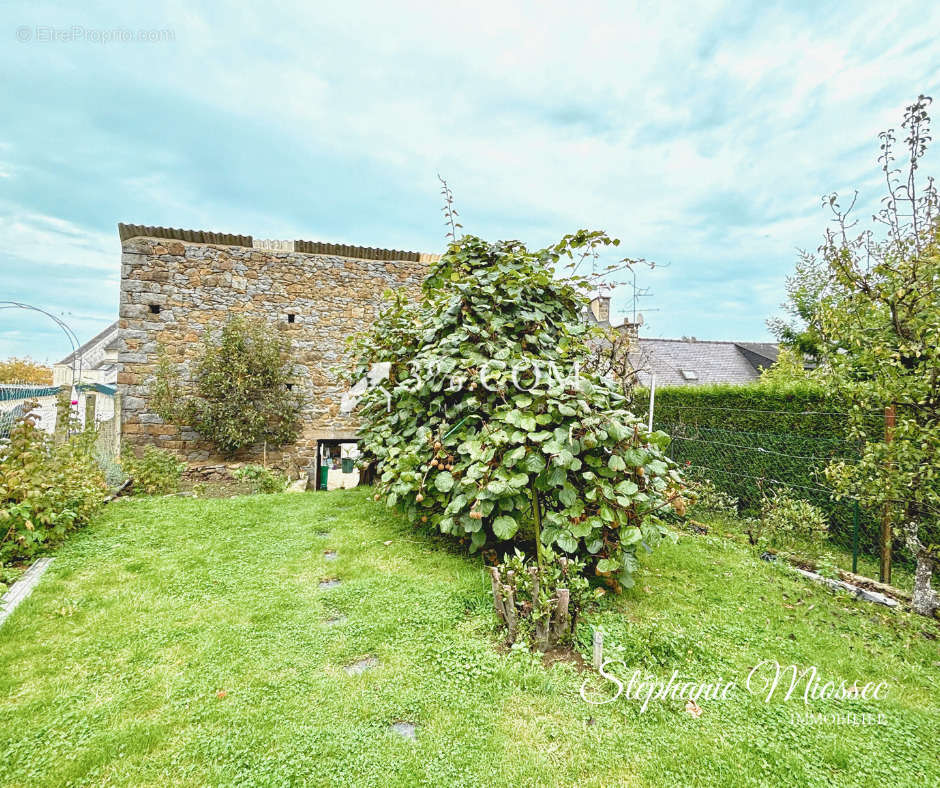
top-left (584, 293), bottom-right (780, 386)
top-left (52, 320), bottom-right (120, 388)
top-left (632, 337), bottom-right (779, 386)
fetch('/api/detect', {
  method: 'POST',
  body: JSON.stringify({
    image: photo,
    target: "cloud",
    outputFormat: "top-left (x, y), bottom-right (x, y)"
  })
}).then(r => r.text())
top-left (1, 0), bottom-right (939, 356)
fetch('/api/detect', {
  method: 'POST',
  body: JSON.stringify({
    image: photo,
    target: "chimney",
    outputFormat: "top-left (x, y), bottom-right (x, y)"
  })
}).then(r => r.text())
top-left (589, 294), bottom-right (610, 324)
top-left (618, 321), bottom-right (640, 341)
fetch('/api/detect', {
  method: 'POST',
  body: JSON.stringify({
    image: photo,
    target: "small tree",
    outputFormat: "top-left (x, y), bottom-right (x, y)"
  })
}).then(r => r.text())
top-left (799, 95), bottom-right (939, 616)
top-left (758, 348), bottom-right (809, 384)
top-left (767, 252), bottom-right (832, 359)
top-left (153, 317), bottom-right (303, 456)
top-left (0, 357), bottom-right (52, 384)
top-left (584, 324), bottom-right (652, 400)
top-left (347, 232), bottom-right (681, 591)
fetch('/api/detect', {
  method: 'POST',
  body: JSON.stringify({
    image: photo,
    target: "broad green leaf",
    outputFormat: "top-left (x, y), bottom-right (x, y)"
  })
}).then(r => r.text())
top-left (559, 485), bottom-right (577, 506)
top-left (621, 526), bottom-right (643, 545)
top-left (615, 480), bottom-right (639, 496)
top-left (523, 452), bottom-right (546, 473)
top-left (608, 455), bottom-right (626, 472)
top-left (492, 515), bottom-right (519, 539)
top-left (555, 534), bottom-right (578, 553)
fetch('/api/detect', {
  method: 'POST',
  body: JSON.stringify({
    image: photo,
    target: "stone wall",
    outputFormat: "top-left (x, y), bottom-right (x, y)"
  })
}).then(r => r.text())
top-left (118, 235), bottom-right (429, 467)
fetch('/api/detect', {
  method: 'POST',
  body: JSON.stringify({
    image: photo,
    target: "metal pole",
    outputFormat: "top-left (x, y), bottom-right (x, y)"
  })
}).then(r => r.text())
top-left (647, 374), bottom-right (656, 433)
top-left (852, 500), bottom-right (860, 574)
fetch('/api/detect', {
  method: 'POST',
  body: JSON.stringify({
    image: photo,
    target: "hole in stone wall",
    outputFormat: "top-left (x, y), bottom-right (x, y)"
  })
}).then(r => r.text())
top-left (287, 313), bottom-right (296, 323)
top-left (286, 383), bottom-right (294, 391)
top-left (149, 304), bottom-right (161, 314)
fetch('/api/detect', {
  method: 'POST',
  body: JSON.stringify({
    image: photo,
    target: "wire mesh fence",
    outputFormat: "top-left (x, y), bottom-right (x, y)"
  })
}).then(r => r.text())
top-left (0, 384), bottom-right (120, 462)
top-left (647, 403), bottom-right (923, 587)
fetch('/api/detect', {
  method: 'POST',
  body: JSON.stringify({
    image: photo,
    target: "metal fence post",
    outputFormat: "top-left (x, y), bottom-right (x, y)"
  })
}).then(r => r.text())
top-left (852, 500), bottom-right (860, 574)
top-left (647, 375), bottom-right (656, 433)
top-left (112, 390), bottom-right (122, 457)
top-left (592, 628), bottom-right (603, 670)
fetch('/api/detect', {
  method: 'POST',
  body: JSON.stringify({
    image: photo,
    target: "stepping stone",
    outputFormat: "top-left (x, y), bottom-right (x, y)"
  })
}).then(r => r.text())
top-left (325, 614), bottom-right (347, 626)
top-left (315, 530), bottom-right (330, 537)
top-left (344, 657), bottom-right (378, 675)
top-left (324, 550), bottom-right (338, 561)
top-left (319, 579), bottom-right (341, 590)
top-left (391, 721), bottom-right (417, 741)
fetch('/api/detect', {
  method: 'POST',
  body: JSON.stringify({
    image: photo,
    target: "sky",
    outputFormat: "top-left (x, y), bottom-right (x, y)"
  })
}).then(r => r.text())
top-left (1, 0), bottom-right (939, 363)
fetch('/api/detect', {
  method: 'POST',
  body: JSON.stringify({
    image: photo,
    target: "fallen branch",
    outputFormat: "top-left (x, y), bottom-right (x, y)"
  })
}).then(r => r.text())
top-left (773, 551), bottom-right (913, 603)
top-left (103, 478), bottom-right (132, 504)
top-left (789, 565), bottom-right (899, 609)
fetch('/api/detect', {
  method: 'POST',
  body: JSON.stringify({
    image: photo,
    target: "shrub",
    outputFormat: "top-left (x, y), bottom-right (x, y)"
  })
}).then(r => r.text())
top-left (0, 357), bottom-right (52, 384)
top-left (152, 317), bottom-right (303, 456)
top-left (685, 474), bottom-right (739, 516)
top-left (0, 405), bottom-right (107, 563)
top-left (233, 464), bottom-right (286, 494)
top-left (490, 549), bottom-right (591, 650)
top-left (349, 232), bottom-right (680, 589)
top-left (743, 492), bottom-right (829, 549)
top-left (121, 446), bottom-right (185, 496)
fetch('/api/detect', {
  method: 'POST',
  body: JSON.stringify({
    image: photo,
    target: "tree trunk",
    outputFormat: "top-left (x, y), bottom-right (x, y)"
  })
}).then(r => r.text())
top-left (529, 566), bottom-right (550, 650)
top-left (503, 571), bottom-right (518, 641)
top-left (552, 587), bottom-right (570, 641)
top-left (911, 552), bottom-right (938, 617)
top-left (489, 566), bottom-right (508, 624)
top-left (904, 521), bottom-right (939, 617)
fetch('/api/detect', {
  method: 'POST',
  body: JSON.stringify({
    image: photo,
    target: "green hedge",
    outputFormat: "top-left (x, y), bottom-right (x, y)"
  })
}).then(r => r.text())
top-left (634, 382), bottom-right (851, 435)
top-left (632, 383), bottom-right (881, 553)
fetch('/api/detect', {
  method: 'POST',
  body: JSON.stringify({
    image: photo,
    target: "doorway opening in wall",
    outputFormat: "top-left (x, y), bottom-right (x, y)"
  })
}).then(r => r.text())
top-left (314, 439), bottom-right (372, 490)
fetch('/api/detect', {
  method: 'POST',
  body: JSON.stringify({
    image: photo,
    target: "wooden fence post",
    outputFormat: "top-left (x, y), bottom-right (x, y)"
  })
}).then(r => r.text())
top-left (112, 391), bottom-right (122, 457)
top-left (84, 392), bottom-right (96, 430)
top-left (592, 628), bottom-right (603, 670)
top-left (53, 387), bottom-right (71, 444)
top-left (880, 404), bottom-right (895, 584)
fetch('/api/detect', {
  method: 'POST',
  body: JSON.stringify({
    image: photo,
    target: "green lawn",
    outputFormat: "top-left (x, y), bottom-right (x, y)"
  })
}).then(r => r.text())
top-left (0, 490), bottom-right (937, 787)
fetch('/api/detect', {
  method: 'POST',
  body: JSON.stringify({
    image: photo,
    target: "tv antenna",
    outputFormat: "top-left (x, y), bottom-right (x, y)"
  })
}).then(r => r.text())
top-left (628, 268), bottom-right (660, 324)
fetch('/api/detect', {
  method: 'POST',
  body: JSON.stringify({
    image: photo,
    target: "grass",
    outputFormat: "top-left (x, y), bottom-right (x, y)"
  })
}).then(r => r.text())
top-left (696, 510), bottom-right (916, 593)
top-left (0, 489), bottom-right (937, 787)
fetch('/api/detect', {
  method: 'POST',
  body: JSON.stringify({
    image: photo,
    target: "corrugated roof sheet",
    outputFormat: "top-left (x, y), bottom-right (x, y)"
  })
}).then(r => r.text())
top-left (118, 224), bottom-right (254, 247)
top-left (118, 223), bottom-right (432, 261)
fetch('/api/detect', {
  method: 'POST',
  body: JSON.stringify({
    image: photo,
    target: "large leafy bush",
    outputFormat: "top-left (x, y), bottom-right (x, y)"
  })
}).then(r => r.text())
top-left (348, 232), bottom-right (680, 588)
top-left (0, 405), bottom-right (107, 563)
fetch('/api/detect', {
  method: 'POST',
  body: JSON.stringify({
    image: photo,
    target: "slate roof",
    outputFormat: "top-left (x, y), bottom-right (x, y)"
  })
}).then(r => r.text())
top-left (634, 338), bottom-right (779, 387)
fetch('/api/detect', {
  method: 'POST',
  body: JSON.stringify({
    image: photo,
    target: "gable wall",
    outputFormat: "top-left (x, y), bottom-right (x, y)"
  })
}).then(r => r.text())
top-left (117, 236), bottom-right (427, 468)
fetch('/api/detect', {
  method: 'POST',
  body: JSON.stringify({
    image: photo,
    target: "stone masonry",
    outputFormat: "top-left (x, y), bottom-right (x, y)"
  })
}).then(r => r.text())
top-left (118, 228), bottom-right (434, 467)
